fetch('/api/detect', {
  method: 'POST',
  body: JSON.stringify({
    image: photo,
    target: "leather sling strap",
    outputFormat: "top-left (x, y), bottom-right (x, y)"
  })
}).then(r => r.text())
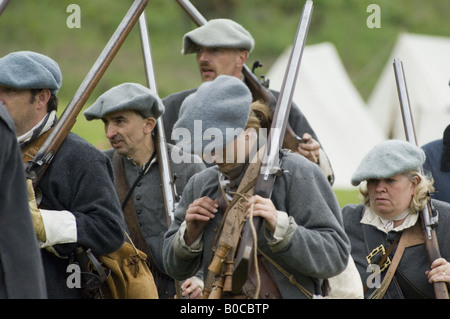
top-left (111, 152), bottom-right (161, 275)
top-left (215, 172), bottom-right (281, 299)
top-left (209, 153), bottom-right (282, 298)
top-left (369, 221), bottom-right (425, 299)
top-left (204, 161), bottom-right (262, 298)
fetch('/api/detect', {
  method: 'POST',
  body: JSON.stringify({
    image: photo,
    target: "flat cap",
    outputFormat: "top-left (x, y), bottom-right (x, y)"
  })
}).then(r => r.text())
top-left (351, 139), bottom-right (426, 186)
top-left (182, 19), bottom-right (255, 55)
top-left (173, 75), bottom-right (252, 157)
top-left (0, 51), bottom-right (62, 95)
top-left (84, 82), bottom-right (164, 121)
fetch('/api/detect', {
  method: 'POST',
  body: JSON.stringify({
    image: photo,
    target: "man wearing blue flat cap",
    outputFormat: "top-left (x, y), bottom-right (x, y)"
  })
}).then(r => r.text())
top-left (161, 18), bottom-right (334, 184)
top-left (84, 82), bottom-right (206, 299)
top-left (343, 139), bottom-right (450, 299)
top-left (0, 51), bottom-right (125, 298)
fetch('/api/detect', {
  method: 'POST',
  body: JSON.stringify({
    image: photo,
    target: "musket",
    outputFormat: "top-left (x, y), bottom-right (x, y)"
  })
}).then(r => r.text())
top-left (138, 11), bottom-right (187, 299)
top-left (223, 2), bottom-right (314, 298)
top-left (24, 0), bottom-right (149, 186)
top-left (138, 12), bottom-right (178, 226)
top-left (235, 0), bottom-right (314, 272)
top-left (175, 0), bottom-right (302, 152)
top-left (0, 0), bottom-right (10, 16)
top-left (393, 57), bottom-right (449, 299)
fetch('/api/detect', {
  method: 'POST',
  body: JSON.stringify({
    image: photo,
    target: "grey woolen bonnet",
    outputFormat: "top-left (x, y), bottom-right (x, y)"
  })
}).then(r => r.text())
top-left (173, 75), bottom-right (252, 156)
top-left (182, 19), bottom-right (255, 55)
top-left (351, 139), bottom-right (426, 186)
top-left (84, 82), bottom-right (164, 121)
top-left (0, 51), bottom-right (62, 95)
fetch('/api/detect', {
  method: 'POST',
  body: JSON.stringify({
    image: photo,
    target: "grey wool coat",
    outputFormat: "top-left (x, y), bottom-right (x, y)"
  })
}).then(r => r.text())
top-left (163, 150), bottom-right (350, 298)
top-left (104, 143), bottom-right (205, 298)
top-left (343, 200), bottom-right (450, 299)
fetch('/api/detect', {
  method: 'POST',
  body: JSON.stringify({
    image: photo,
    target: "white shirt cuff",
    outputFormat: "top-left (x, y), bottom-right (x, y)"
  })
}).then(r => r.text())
top-left (40, 209), bottom-right (77, 249)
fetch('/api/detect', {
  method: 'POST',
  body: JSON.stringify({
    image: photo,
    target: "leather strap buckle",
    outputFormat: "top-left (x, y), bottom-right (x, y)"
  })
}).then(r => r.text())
top-left (366, 244), bottom-right (392, 273)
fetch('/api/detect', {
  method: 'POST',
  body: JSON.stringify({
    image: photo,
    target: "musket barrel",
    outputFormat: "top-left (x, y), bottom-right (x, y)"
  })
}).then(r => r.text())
top-left (175, 0), bottom-right (207, 26)
top-left (260, 0), bottom-right (313, 180)
top-left (0, 0), bottom-right (10, 16)
top-left (139, 13), bottom-right (158, 91)
top-left (394, 58), bottom-right (418, 145)
top-left (138, 9), bottom-right (189, 299)
top-left (393, 58), bottom-right (449, 299)
top-left (138, 12), bottom-right (176, 224)
top-left (244, 0), bottom-right (314, 252)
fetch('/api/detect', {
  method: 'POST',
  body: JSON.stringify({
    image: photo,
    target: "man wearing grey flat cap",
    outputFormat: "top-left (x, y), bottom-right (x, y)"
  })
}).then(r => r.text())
top-left (161, 18), bottom-right (334, 183)
top-left (163, 75), bottom-right (350, 299)
top-left (342, 139), bottom-right (450, 299)
top-left (0, 51), bottom-right (125, 299)
top-left (84, 82), bottom-right (206, 299)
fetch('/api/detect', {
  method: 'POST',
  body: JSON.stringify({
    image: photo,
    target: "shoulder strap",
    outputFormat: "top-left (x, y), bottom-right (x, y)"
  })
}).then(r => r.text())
top-left (111, 152), bottom-right (157, 267)
top-left (112, 151), bottom-right (181, 298)
top-left (368, 221), bottom-right (425, 299)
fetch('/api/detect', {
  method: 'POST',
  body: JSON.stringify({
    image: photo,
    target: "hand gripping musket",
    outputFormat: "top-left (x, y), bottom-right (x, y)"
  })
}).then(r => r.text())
top-left (24, 0), bottom-right (149, 186)
top-left (393, 58), bottom-right (449, 299)
top-left (137, 11), bottom-right (187, 299)
top-left (174, 0), bottom-right (304, 153)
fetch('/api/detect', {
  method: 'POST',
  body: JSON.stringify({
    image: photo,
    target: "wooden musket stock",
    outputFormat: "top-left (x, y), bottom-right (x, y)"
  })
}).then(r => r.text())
top-left (24, 0), bottom-right (149, 186)
top-left (393, 58), bottom-right (449, 299)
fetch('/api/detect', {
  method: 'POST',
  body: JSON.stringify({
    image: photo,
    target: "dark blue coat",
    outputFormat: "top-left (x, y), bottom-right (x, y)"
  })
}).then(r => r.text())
top-left (36, 132), bottom-right (125, 298)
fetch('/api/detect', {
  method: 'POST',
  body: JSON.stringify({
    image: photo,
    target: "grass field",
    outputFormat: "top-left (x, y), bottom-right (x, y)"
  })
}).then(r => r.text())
top-left (334, 188), bottom-right (360, 208)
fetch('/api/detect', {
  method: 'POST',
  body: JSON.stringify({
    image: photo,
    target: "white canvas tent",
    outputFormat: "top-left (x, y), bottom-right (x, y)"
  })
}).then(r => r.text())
top-left (266, 42), bottom-right (385, 189)
top-left (368, 33), bottom-right (450, 146)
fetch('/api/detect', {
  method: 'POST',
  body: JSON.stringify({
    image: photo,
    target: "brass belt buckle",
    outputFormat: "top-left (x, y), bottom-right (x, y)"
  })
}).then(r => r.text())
top-left (366, 244), bottom-right (392, 273)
